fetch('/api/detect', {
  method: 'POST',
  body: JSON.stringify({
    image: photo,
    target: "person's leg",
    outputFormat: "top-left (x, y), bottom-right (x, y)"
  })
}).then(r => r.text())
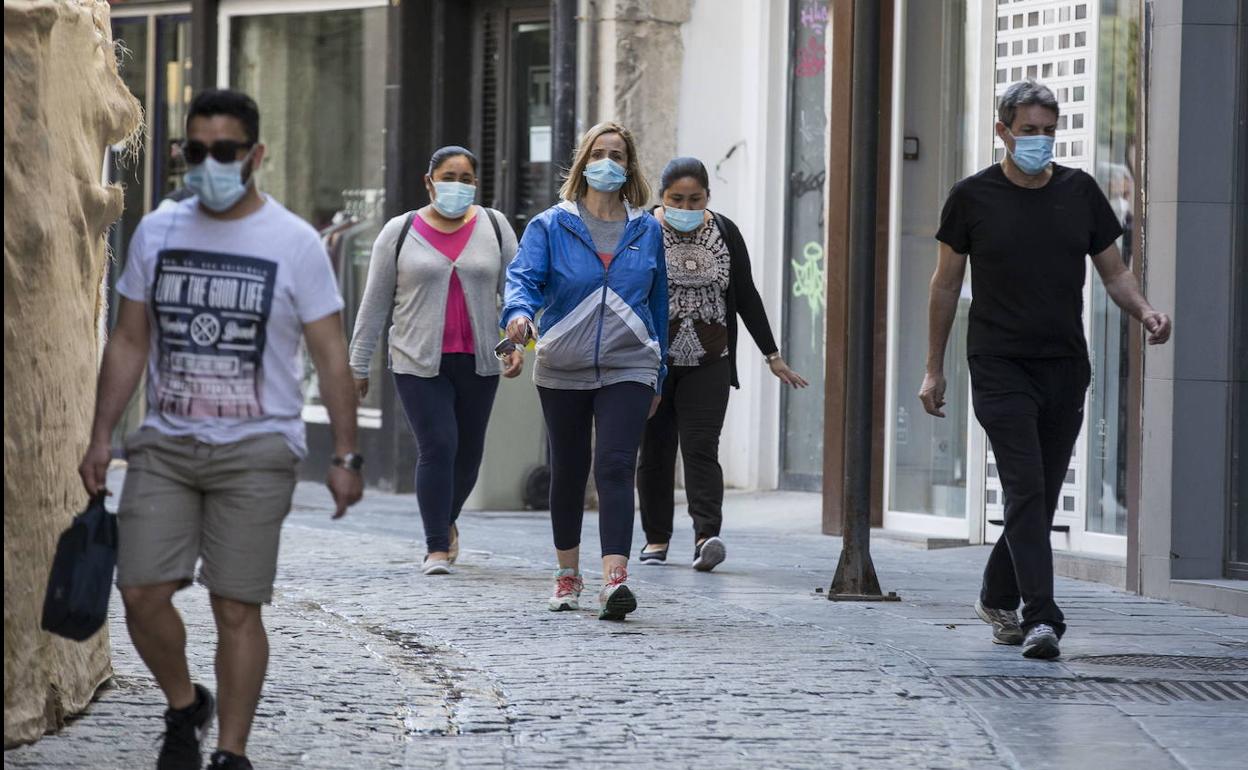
top-left (538, 386), bottom-right (595, 570)
top-left (592, 382), bottom-right (656, 568)
top-left (969, 357), bottom-right (1057, 630)
top-left (676, 359), bottom-right (731, 544)
top-left (120, 581), bottom-right (197, 709)
top-left (115, 429), bottom-right (204, 710)
top-left (209, 596), bottom-right (266, 756)
top-left (395, 370), bottom-right (459, 557)
top-left (198, 433), bottom-right (298, 757)
top-left (447, 357), bottom-right (501, 523)
top-left (636, 370), bottom-right (679, 549)
top-left (1031, 358), bottom-right (1091, 635)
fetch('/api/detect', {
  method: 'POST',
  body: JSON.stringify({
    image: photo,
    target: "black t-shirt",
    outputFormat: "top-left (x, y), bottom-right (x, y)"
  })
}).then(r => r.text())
top-left (936, 163), bottom-right (1124, 359)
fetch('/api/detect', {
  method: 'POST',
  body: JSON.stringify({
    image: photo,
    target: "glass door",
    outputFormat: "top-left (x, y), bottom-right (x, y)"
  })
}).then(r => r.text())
top-left (779, 0), bottom-right (831, 491)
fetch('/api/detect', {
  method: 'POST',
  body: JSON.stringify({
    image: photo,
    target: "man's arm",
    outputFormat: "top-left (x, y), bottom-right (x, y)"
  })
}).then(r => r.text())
top-left (1091, 243), bottom-right (1172, 344)
top-left (78, 298), bottom-right (150, 495)
top-left (918, 243), bottom-right (968, 418)
top-left (303, 312), bottom-right (362, 517)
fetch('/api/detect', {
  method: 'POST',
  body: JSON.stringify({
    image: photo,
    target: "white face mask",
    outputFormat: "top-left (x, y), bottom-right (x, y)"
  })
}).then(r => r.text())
top-left (185, 153), bottom-right (254, 212)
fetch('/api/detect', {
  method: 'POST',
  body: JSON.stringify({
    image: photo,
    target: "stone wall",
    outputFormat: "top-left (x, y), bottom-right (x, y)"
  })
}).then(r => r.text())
top-left (589, 0), bottom-right (693, 201)
top-left (3, 0), bottom-right (141, 747)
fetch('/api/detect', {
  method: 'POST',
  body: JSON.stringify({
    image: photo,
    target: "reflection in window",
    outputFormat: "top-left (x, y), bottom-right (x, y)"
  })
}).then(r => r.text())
top-left (230, 9), bottom-right (387, 411)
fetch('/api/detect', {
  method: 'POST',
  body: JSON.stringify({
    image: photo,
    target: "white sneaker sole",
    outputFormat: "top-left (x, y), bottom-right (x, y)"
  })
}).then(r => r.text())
top-left (422, 561), bottom-right (453, 576)
top-left (693, 537), bottom-right (726, 572)
top-left (548, 598), bottom-right (580, 612)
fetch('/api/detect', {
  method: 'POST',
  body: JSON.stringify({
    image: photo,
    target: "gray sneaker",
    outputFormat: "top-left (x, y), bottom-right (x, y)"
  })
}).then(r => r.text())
top-left (975, 599), bottom-right (1024, 645)
top-left (1021, 624), bottom-right (1061, 660)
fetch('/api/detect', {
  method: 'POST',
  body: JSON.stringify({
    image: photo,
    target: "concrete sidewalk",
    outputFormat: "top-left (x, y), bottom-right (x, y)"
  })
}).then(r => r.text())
top-left (6, 481), bottom-right (1247, 769)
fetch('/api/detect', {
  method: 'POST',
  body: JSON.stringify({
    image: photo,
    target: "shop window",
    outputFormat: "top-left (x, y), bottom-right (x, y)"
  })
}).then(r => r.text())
top-left (229, 7), bottom-right (389, 412)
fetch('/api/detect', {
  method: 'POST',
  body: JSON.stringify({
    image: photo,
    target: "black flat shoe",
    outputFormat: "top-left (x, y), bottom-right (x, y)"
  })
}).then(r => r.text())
top-left (639, 545), bottom-right (668, 564)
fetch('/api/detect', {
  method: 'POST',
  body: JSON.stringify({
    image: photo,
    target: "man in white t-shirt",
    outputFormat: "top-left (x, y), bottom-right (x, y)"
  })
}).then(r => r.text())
top-left (78, 89), bottom-right (363, 770)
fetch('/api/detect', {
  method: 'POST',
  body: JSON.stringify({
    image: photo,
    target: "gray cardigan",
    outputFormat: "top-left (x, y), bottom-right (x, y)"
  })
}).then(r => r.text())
top-left (349, 208), bottom-right (518, 379)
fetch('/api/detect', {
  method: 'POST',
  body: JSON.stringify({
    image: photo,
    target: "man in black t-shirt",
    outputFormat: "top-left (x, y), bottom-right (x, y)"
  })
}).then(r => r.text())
top-left (920, 80), bottom-right (1171, 660)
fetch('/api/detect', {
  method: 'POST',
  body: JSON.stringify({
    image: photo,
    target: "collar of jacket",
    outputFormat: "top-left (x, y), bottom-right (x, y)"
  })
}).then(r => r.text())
top-left (554, 199), bottom-right (648, 256)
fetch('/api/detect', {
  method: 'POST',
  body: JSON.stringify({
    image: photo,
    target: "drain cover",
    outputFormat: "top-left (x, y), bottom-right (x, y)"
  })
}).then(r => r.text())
top-left (941, 676), bottom-right (1248, 704)
top-left (1069, 654), bottom-right (1248, 672)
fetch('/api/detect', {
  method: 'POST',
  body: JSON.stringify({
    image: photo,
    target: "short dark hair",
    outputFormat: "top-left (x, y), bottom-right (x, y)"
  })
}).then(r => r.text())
top-left (998, 79), bottom-right (1060, 127)
top-left (659, 156), bottom-right (710, 195)
top-left (186, 89), bottom-right (260, 144)
top-left (428, 146), bottom-right (479, 176)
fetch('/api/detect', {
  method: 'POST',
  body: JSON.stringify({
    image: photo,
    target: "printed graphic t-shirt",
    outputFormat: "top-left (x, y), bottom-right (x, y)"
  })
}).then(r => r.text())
top-left (117, 196), bottom-right (344, 457)
top-left (935, 163), bottom-right (1124, 359)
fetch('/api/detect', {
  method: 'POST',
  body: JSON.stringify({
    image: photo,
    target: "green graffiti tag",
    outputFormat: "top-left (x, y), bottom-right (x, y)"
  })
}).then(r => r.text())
top-left (791, 240), bottom-right (825, 349)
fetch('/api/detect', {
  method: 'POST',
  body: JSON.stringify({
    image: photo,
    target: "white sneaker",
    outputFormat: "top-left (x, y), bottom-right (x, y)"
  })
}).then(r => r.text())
top-left (1022, 624), bottom-right (1061, 659)
top-left (422, 556), bottom-right (453, 576)
top-left (548, 568), bottom-right (583, 611)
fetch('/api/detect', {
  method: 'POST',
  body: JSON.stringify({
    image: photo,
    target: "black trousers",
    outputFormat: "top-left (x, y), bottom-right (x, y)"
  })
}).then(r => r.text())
top-left (538, 382), bottom-right (654, 557)
top-left (637, 357), bottom-right (732, 545)
top-left (394, 355), bottom-right (499, 553)
top-left (969, 355), bottom-right (1090, 637)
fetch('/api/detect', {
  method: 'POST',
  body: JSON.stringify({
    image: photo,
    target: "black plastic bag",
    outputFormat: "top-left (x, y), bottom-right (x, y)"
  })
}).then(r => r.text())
top-left (41, 494), bottom-right (118, 641)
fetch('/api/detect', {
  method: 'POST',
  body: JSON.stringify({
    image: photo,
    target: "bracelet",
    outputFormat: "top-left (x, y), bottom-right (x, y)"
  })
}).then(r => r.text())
top-left (765, 352), bottom-right (782, 363)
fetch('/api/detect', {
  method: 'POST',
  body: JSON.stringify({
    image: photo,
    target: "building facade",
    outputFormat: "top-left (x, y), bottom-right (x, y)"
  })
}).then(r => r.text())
top-left (104, 0), bottom-right (1245, 611)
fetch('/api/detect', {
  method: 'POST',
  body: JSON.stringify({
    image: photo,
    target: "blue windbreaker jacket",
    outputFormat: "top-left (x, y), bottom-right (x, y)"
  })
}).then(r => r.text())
top-left (501, 200), bottom-right (668, 392)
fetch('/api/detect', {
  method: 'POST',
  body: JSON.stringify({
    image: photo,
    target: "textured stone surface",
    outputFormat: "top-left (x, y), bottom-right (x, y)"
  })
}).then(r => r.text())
top-left (3, 0), bottom-right (141, 748)
top-left (7, 481), bottom-right (1246, 768)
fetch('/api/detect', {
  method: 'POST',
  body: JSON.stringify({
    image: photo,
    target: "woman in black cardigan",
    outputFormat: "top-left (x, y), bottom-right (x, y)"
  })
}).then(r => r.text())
top-left (637, 157), bottom-right (808, 571)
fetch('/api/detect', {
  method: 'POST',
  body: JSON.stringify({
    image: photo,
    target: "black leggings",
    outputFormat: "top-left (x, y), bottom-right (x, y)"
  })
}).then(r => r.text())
top-left (538, 382), bottom-right (654, 557)
top-left (395, 355), bottom-right (499, 553)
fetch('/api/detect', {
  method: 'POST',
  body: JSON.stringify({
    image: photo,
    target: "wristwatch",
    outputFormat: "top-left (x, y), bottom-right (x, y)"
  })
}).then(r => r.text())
top-left (765, 351), bottom-right (783, 364)
top-left (332, 452), bottom-right (365, 472)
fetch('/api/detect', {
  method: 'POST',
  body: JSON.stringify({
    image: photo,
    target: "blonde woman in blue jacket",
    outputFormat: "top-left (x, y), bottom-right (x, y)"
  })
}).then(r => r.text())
top-left (501, 121), bottom-right (667, 621)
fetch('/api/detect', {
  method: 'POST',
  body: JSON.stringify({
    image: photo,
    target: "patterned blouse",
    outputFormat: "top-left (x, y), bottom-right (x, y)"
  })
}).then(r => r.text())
top-left (663, 217), bottom-right (731, 367)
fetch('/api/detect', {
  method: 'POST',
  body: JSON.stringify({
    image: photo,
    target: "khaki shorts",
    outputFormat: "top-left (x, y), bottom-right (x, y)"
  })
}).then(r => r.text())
top-left (117, 428), bottom-right (299, 604)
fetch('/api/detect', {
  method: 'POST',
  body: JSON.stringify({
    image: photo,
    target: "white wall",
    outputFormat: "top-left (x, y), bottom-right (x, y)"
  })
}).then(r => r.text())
top-left (674, 0), bottom-right (790, 490)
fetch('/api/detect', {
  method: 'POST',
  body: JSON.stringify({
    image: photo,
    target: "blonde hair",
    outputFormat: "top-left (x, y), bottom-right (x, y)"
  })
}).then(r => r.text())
top-left (558, 121), bottom-right (652, 206)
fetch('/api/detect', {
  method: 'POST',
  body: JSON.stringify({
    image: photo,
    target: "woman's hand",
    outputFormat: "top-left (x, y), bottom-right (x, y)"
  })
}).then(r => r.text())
top-left (506, 316), bottom-right (535, 345)
top-left (768, 356), bottom-right (809, 388)
top-left (502, 349), bottom-right (524, 378)
top-left (354, 377), bottom-right (369, 401)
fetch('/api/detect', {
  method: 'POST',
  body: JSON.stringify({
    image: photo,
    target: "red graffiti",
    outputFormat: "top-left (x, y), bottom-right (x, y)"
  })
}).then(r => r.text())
top-left (794, 36), bottom-right (825, 78)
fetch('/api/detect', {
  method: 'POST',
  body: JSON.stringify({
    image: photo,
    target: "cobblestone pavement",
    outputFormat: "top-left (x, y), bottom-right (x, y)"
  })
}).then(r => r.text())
top-left (7, 479), bottom-right (1247, 769)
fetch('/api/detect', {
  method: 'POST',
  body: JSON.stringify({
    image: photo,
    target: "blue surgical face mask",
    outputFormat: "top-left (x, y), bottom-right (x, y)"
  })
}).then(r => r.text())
top-left (584, 158), bottom-right (627, 192)
top-left (664, 206), bottom-right (705, 233)
top-left (432, 181), bottom-right (476, 218)
top-left (184, 154), bottom-right (253, 213)
top-left (1008, 132), bottom-right (1055, 175)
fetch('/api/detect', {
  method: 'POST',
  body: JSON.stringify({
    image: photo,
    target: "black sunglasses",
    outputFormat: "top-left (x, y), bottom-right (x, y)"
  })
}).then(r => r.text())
top-left (180, 139), bottom-right (255, 165)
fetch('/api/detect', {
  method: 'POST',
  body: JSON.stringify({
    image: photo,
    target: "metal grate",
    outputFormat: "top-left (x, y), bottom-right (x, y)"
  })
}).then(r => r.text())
top-left (940, 676), bottom-right (1248, 705)
top-left (1069, 654), bottom-right (1248, 672)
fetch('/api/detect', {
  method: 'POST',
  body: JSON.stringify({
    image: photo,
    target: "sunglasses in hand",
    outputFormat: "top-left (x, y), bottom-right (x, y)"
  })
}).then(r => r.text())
top-left (179, 139), bottom-right (255, 165)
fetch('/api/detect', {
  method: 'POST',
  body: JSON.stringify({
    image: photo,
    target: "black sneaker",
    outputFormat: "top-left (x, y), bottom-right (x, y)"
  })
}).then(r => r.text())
top-left (158, 683), bottom-right (215, 770)
top-left (692, 537), bottom-right (726, 572)
top-left (639, 544), bottom-right (668, 564)
top-left (209, 750), bottom-right (254, 769)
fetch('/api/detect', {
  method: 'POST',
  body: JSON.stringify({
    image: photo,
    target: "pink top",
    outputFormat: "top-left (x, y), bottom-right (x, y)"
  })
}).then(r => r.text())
top-left (412, 212), bottom-right (479, 355)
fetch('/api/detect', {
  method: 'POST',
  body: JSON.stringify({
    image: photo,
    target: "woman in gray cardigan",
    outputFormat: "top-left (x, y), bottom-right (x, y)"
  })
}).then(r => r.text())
top-left (350, 146), bottom-right (521, 575)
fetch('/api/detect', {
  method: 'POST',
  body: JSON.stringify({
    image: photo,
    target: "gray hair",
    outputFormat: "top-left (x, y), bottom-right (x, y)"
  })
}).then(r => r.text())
top-left (998, 80), bottom-right (1060, 127)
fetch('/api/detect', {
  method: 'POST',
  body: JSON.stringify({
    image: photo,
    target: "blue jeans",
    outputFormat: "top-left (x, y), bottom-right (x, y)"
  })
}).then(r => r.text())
top-left (395, 355), bottom-right (499, 553)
